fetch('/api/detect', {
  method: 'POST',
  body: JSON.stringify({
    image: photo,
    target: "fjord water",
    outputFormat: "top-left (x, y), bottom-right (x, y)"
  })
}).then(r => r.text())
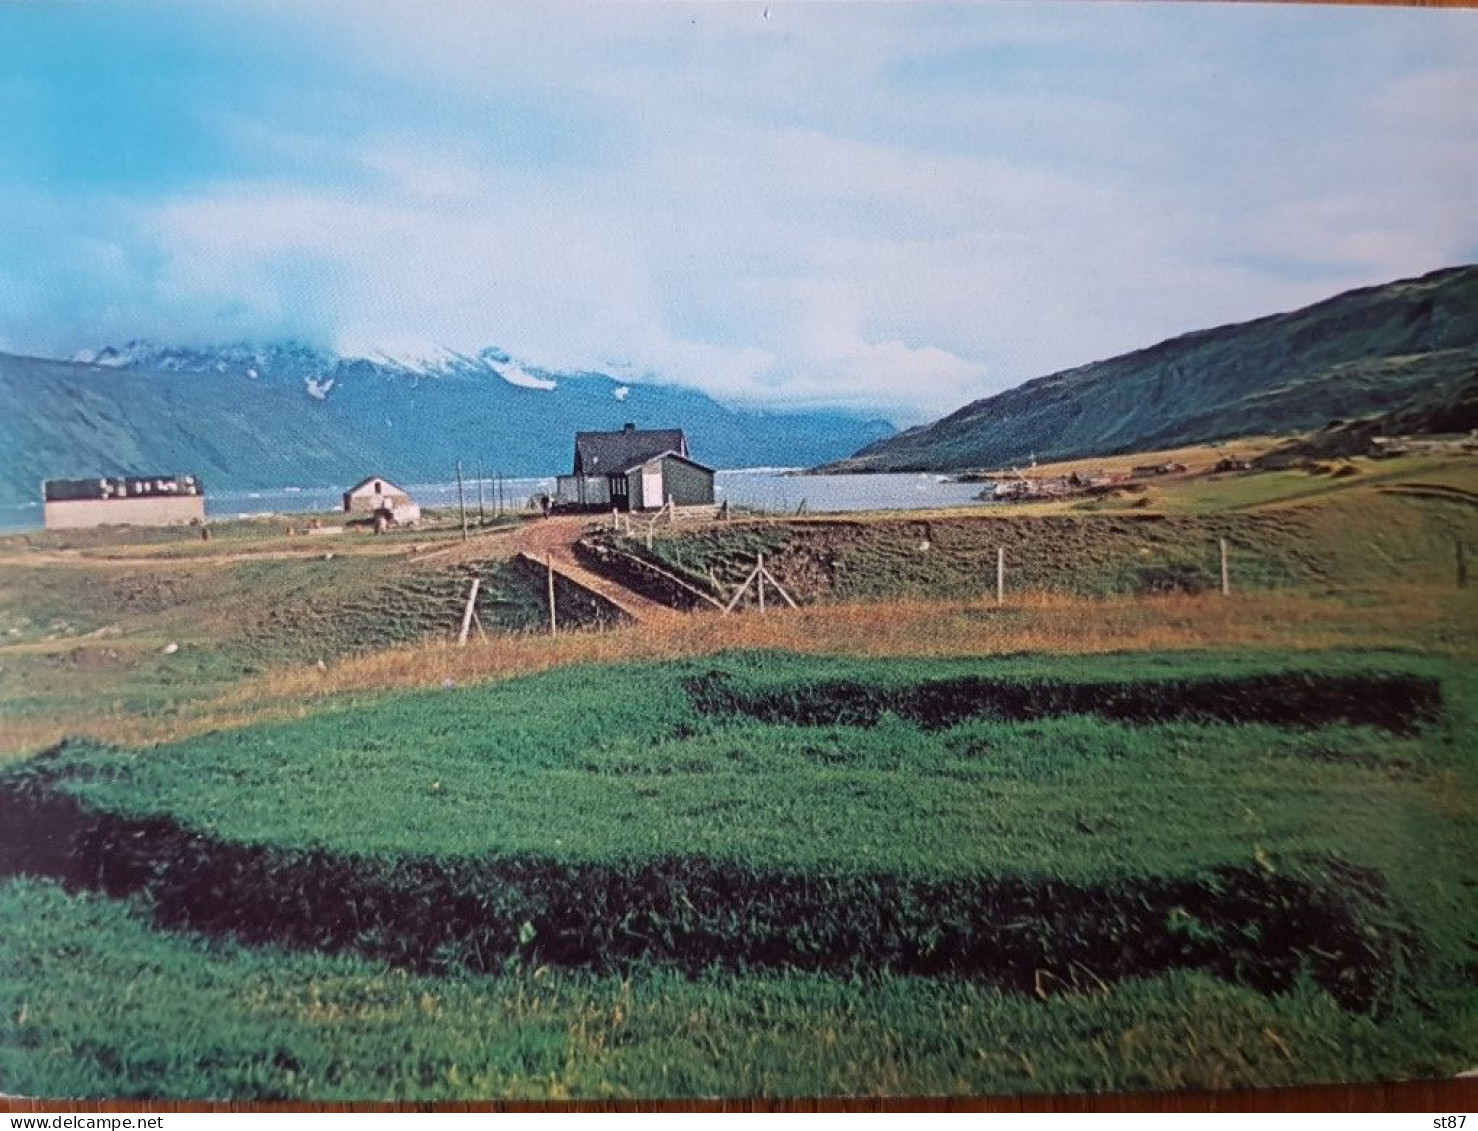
top-left (0, 470), bottom-right (992, 530)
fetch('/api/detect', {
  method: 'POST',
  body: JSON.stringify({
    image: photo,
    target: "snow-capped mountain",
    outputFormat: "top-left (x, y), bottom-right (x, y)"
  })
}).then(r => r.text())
top-left (0, 340), bottom-right (895, 503)
top-left (69, 339), bottom-right (574, 400)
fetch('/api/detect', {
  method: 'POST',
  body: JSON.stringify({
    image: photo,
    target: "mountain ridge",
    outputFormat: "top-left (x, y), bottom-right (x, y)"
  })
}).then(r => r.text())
top-left (825, 265), bottom-right (1478, 473)
top-left (0, 342), bottom-right (894, 505)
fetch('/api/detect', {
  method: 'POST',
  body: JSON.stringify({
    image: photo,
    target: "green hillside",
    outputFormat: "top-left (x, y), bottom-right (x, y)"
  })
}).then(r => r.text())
top-left (829, 266), bottom-right (1478, 473)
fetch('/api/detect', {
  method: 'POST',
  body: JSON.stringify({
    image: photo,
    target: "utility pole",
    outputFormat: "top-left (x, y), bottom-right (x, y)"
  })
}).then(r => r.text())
top-left (457, 461), bottom-right (468, 541)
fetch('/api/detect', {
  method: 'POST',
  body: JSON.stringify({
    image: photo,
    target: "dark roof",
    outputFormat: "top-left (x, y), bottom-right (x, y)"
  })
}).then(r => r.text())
top-left (573, 426), bottom-right (688, 475)
top-left (620, 449), bottom-right (716, 475)
top-left (43, 475), bottom-right (201, 502)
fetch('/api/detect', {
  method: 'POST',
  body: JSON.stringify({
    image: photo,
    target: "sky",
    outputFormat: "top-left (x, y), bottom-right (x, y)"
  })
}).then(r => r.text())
top-left (1, 1), bottom-right (1475, 423)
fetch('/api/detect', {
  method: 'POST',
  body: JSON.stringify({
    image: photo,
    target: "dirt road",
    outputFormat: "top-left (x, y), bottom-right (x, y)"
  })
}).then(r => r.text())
top-left (511, 517), bottom-right (683, 624)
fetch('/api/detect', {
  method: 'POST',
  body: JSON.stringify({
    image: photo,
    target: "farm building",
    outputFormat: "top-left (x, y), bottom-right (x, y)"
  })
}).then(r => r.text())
top-left (555, 423), bottom-right (715, 511)
top-left (1131, 461), bottom-right (1189, 478)
top-left (343, 476), bottom-right (421, 525)
top-left (42, 474), bottom-right (205, 530)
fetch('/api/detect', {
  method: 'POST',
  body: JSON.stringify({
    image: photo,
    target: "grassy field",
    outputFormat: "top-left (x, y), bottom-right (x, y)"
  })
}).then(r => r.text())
top-left (0, 453), bottom-right (1475, 1098)
top-left (13, 879), bottom-right (1469, 1100)
top-left (607, 453), bottom-right (1478, 608)
top-left (7, 877), bottom-right (1473, 1100)
top-left (2, 649), bottom-right (1475, 1096)
top-left (9, 652), bottom-right (1455, 872)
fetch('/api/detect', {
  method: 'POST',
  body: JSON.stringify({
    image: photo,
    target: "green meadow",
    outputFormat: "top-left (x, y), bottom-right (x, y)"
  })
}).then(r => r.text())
top-left (2, 650), bottom-right (1474, 1097)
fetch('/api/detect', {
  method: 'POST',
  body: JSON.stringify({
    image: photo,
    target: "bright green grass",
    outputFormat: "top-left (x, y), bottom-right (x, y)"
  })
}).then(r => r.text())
top-left (24, 653), bottom-right (1475, 908)
top-left (1161, 455), bottom-right (1478, 514)
top-left (4, 650), bottom-right (1475, 1099)
top-left (2, 879), bottom-right (1471, 1100)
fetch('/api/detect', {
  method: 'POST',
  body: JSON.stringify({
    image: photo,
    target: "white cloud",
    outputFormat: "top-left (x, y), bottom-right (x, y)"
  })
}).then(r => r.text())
top-left (6, 2), bottom-right (1475, 423)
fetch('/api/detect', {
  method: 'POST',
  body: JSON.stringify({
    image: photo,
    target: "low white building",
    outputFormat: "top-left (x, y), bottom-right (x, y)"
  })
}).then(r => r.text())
top-left (43, 475), bottom-right (206, 529)
top-left (342, 476), bottom-right (420, 525)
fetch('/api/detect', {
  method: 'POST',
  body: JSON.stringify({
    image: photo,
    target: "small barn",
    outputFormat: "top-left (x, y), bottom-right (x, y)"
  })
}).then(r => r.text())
top-left (555, 423), bottom-right (715, 512)
top-left (43, 474), bottom-right (205, 530)
top-left (343, 476), bottom-right (420, 524)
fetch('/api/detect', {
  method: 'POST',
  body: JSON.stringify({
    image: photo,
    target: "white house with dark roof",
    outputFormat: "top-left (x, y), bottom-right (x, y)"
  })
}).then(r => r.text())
top-left (555, 423), bottom-right (715, 511)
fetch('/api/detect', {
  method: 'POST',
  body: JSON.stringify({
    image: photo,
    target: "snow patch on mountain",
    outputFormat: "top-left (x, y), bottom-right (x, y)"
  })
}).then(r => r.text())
top-left (73, 345), bottom-right (133, 368)
top-left (340, 336), bottom-right (461, 373)
top-left (304, 376), bottom-right (336, 401)
top-left (74, 338), bottom-right (570, 396)
top-left (74, 340), bottom-right (336, 381)
top-left (490, 361), bottom-right (557, 391)
top-left (613, 386), bottom-right (630, 401)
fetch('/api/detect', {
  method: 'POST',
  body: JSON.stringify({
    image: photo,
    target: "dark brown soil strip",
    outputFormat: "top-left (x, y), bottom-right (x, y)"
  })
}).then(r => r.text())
top-left (0, 776), bottom-right (1416, 1011)
top-left (685, 670), bottom-right (1442, 735)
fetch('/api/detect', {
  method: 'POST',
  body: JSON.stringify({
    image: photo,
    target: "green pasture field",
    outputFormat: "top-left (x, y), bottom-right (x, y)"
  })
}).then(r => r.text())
top-left (14, 651), bottom-right (1466, 878)
top-left (628, 471), bottom-right (1478, 605)
top-left (0, 550), bottom-right (551, 742)
top-left (0, 549), bottom-right (543, 660)
top-left (1, 457), bottom-right (1476, 1099)
top-left (2, 878), bottom-right (1467, 1100)
top-left (1, 650), bottom-right (1474, 1097)
top-left (1146, 454), bottom-right (1478, 515)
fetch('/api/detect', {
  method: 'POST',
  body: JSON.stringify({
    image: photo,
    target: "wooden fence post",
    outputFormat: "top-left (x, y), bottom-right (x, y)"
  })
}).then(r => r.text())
top-left (996, 546), bottom-right (1005, 606)
top-left (457, 577), bottom-right (481, 647)
top-left (724, 562), bottom-right (762, 614)
top-left (758, 558), bottom-right (798, 609)
top-left (757, 552), bottom-right (766, 612)
top-left (1220, 537), bottom-right (1230, 596)
top-left (546, 555), bottom-right (558, 636)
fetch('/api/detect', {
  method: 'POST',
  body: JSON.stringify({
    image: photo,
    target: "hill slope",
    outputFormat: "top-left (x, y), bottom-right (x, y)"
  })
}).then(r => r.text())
top-left (828, 266), bottom-right (1478, 473)
top-left (0, 343), bottom-right (893, 504)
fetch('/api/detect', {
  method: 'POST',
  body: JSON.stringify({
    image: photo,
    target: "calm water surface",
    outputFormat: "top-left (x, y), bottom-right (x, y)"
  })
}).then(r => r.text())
top-left (0, 470), bottom-right (993, 530)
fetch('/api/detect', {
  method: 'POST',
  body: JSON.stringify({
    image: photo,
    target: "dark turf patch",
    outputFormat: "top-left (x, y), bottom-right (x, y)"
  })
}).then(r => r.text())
top-left (684, 669), bottom-right (1443, 735)
top-left (0, 773), bottom-right (1417, 1012)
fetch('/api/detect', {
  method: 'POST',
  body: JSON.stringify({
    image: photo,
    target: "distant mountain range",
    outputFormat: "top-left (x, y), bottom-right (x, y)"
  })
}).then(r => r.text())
top-left (826, 265), bottom-right (1478, 473)
top-left (0, 342), bottom-right (894, 505)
